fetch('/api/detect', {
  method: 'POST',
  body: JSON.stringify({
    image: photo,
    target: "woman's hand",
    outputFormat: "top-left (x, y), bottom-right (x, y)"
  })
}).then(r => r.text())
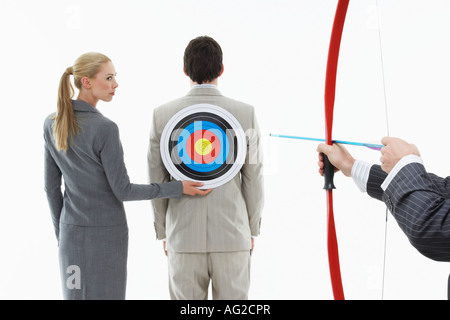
top-left (182, 180), bottom-right (213, 196)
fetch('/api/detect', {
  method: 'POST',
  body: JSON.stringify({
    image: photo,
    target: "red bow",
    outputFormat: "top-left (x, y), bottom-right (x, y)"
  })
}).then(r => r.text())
top-left (323, 0), bottom-right (350, 300)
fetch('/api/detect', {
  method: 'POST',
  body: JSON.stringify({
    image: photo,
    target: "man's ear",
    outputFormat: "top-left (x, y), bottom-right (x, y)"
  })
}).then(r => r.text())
top-left (183, 67), bottom-right (188, 77)
top-left (81, 76), bottom-right (91, 89)
top-left (219, 64), bottom-right (224, 77)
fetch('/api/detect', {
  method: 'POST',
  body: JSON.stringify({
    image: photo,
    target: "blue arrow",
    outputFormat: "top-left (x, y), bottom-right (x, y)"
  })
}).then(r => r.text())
top-left (269, 134), bottom-right (383, 150)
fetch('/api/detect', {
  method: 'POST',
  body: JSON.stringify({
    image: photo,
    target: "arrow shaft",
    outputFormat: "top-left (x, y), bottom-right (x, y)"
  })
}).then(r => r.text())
top-left (270, 134), bottom-right (383, 150)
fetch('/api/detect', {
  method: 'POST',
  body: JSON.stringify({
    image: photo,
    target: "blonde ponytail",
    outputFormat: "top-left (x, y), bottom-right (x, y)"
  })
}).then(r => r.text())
top-left (52, 52), bottom-right (111, 152)
top-left (53, 66), bottom-right (78, 152)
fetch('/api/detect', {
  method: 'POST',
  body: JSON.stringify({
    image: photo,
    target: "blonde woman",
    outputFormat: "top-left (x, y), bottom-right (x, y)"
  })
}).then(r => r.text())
top-left (43, 52), bottom-right (211, 300)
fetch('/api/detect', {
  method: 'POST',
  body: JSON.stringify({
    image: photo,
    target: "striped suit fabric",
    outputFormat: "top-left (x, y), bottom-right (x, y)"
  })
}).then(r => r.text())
top-left (367, 163), bottom-right (450, 262)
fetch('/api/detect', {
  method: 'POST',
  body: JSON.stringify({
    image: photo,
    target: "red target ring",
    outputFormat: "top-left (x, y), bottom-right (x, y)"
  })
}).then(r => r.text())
top-left (185, 130), bottom-right (221, 164)
top-left (160, 104), bottom-right (246, 189)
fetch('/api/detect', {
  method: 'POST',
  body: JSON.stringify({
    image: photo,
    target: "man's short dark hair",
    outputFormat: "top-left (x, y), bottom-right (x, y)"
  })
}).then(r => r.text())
top-left (184, 36), bottom-right (223, 84)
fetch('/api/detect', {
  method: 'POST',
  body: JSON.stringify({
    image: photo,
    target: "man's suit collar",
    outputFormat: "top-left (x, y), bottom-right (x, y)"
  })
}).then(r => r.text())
top-left (186, 86), bottom-right (223, 97)
top-left (72, 99), bottom-right (102, 114)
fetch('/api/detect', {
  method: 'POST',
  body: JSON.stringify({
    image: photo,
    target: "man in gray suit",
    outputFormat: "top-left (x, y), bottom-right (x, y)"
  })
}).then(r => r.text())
top-left (147, 36), bottom-right (264, 300)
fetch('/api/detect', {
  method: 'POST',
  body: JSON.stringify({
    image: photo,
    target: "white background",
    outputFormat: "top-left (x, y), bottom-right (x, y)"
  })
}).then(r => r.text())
top-left (0, 0), bottom-right (449, 300)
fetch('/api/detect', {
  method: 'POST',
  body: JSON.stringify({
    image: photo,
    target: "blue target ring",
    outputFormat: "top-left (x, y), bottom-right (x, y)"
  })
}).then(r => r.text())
top-left (177, 121), bottom-right (229, 172)
top-left (160, 104), bottom-right (246, 189)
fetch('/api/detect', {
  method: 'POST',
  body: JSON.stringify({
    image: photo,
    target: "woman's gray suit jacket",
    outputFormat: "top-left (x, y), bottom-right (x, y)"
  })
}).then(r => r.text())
top-left (43, 99), bottom-right (182, 299)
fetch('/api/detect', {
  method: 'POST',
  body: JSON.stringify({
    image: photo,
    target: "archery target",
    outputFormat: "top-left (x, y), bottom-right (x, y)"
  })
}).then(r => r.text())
top-left (160, 104), bottom-right (247, 189)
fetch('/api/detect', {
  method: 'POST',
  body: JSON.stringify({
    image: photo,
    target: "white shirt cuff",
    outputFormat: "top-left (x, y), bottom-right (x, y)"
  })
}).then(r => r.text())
top-left (380, 154), bottom-right (423, 191)
top-left (351, 160), bottom-right (373, 193)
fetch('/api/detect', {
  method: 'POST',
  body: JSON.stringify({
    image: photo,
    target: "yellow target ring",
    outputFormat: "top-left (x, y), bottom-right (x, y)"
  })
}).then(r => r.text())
top-left (195, 138), bottom-right (212, 155)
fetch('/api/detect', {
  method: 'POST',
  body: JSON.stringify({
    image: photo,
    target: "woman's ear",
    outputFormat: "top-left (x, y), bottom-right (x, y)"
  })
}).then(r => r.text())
top-left (81, 76), bottom-right (91, 89)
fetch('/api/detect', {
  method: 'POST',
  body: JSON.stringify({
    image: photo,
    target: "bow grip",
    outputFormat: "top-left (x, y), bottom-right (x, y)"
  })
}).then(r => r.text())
top-left (323, 153), bottom-right (336, 190)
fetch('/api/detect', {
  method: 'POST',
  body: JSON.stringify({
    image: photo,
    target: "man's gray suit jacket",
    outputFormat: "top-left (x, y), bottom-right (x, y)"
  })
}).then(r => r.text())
top-left (148, 86), bottom-right (264, 253)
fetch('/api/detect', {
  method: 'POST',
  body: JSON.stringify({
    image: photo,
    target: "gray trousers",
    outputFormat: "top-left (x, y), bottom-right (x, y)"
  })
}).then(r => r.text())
top-left (58, 223), bottom-right (129, 300)
top-left (167, 250), bottom-right (251, 300)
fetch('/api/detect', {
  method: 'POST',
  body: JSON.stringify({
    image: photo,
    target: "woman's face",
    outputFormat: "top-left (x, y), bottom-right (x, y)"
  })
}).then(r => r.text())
top-left (90, 61), bottom-right (118, 102)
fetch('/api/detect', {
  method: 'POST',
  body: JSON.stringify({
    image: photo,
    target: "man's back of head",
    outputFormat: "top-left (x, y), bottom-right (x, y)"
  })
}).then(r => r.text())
top-left (184, 36), bottom-right (223, 84)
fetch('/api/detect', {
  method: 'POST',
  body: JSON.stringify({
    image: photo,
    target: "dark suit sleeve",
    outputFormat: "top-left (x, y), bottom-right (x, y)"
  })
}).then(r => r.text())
top-left (380, 163), bottom-right (450, 261)
top-left (366, 164), bottom-right (387, 201)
